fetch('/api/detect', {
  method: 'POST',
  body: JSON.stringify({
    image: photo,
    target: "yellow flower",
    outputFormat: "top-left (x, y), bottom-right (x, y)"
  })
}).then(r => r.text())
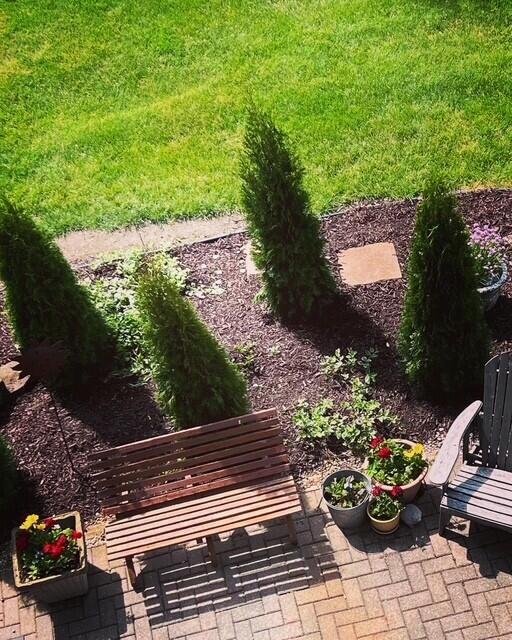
top-left (20, 514), bottom-right (39, 530)
top-left (404, 448), bottom-right (415, 459)
top-left (35, 523), bottom-right (46, 531)
top-left (413, 443), bottom-right (424, 457)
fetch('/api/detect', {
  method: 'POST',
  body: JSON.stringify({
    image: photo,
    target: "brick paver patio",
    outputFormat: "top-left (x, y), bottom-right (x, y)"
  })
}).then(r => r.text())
top-left (2, 484), bottom-right (512, 640)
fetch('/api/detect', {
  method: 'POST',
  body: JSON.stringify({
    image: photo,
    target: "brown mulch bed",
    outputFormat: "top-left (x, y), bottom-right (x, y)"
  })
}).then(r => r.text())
top-left (1, 189), bottom-right (511, 537)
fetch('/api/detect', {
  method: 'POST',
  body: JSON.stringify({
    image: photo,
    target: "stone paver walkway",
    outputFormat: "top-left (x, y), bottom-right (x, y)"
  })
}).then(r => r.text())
top-left (2, 484), bottom-right (512, 640)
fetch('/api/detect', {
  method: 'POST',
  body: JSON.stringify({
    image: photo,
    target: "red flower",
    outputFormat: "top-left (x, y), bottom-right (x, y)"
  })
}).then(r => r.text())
top-left (16, 533), bottom-right (29, 552)
top-left (55, 535), bottom-right (68, 548)
top-left (372, 486), bottom-right (383, 497)
top-left (378, 446), bottom-right (392, 459)
top-left (44, 517), bottom-right (56, 529)
top-left (370, 436), bottom-right (384, 449)
top-left (390, 486), bottom-right (403, 498)
top-left (43, 543), bottom-right (53, 554)
top-left (71, 531), bottom-right (82, 540)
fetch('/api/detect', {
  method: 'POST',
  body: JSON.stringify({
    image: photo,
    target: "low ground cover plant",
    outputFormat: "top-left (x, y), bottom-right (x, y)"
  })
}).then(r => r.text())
top-left (368, 486), bottom-right (404, 520)
top-left (241, 108), bottom-right (337, 321)
top-left (399, 182), bottom-right (490, 397)
top-left (136, 260), bottom-right (249, 428)
top-left (324, 475), bottom-right (368, 509)
top-left (320, 347), bottom-right (377, 385)
top-left (469, 223), bottom-right (508, 287)
top-left (89, 252), bottom-right (187, 379)
top-left (367, 437), bottom-right (426, 486)
top-left (15, 514), bottom-right (83, 581)
top-left (0, 199), bottom-right (112, 384)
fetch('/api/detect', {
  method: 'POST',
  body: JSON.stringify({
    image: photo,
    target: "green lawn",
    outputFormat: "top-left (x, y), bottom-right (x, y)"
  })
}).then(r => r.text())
top-left (1, 0), bottom-right (511, 236)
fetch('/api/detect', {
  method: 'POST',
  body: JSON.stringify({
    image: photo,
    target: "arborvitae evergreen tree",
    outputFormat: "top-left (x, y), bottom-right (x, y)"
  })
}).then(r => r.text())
top-left (136, 261), bottom-right (249, 427)
top-left (0, 199), bottom-right (112, 383)
top-left (399, 182), bottom-right (489, 397)
top-left (240, 108), bottom-right (337, 321)
top-left (0, 435), bottom-right (18, 521)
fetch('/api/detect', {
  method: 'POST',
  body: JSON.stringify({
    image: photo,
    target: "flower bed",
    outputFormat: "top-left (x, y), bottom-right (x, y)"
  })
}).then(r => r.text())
top-left (0, 190), bottom-right (510, 536)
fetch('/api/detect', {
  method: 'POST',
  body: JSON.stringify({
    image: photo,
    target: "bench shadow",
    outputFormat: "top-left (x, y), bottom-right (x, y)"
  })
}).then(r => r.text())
top-left (138, 510), bottom-right (340, 631)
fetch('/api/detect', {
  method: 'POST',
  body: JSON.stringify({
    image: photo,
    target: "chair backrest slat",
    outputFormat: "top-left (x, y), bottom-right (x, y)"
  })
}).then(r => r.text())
top-left (481, 353), bottom-right (512, 469)
top-left (89, 408), bottom-right (288, 516)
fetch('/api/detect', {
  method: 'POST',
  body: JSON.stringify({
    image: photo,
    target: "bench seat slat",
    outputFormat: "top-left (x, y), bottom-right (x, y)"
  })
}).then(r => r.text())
top-left (104, 462), bottom-right (291, 516)
top-left (106, 479), bottom-right (301, 560)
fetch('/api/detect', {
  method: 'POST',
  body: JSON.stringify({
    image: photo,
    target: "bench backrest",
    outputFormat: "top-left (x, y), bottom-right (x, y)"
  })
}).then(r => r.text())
top-left (88, 408), bottom-right (289, 517)
top-left (481, 352), bottom-right (512, 470)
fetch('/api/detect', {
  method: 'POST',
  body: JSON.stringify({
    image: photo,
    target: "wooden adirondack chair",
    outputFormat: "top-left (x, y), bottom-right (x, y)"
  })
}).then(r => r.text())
top-left (429, 352), bottom-right (512, 537)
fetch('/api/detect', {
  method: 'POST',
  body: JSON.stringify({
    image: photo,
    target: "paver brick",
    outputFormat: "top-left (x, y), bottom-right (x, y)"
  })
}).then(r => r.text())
top-left (468, 594), bottom-right (492, 624)
top-left (398, 590), bottom-right (432, 612)
top-left (462, 622), bottom-right (498, 640)
top-left (418, 600), bottom-right (454, 622)
top-left (354, 615), bottom-right (388, 638)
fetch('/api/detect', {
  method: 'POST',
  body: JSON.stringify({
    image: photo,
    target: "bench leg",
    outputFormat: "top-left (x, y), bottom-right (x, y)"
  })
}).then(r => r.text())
top-left (286, 515), bottom-right (297, 546)
top-left (206, 536), bottom-right (218, 568)
top-left (126, 555), bottom-right (137, 589)
top-left (439, 506), bottom-right (451, 538)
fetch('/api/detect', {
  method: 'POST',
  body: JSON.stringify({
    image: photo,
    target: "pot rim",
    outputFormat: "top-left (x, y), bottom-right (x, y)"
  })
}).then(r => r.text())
top-left (478, 261), bottom-right (508, 294)
top-left (366, 503), bottom-right (400, 524)
top-left (322, 469), bottom-right (371, 512)
top-left (369, 438), bottom-right (429, 490)
top-left (12, 511), bottom-right (87, 588)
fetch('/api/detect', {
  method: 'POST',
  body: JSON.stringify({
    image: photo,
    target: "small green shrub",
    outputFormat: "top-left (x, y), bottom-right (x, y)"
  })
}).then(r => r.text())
top-left (240, 108), bottom-right (337, 320)
top-left (136, 261), bottom-right (249, 428)
top-left (89, 252), bottom-right (187, 379)
top-left (0, 199), bottom-right (112, 383)
top-left (233, 341), bottom-right (257, 374)
top-left (293, 399), bottom-right (342, 440)
top-left (320, 348), bottom-right (377, 385)
top-left (399, 182), bottom-right (490, 396)
top-left (0, 436), bottom-right (18, 521)
top-left (335, 378), bottom-right (397, 452)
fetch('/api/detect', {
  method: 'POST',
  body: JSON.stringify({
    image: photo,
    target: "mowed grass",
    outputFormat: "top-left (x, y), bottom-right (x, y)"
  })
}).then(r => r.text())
top-left (1, 0), bottom-right (511, 236)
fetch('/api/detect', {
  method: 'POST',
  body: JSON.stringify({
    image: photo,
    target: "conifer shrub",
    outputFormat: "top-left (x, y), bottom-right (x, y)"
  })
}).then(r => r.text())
top-left (399, 182), bottom-right (489, 397)
top-left (240, 108), bottom-right (337, 321)
top-left (0, 435), bottom-right (18, 521)
top-left (136, 261), bottom-right (249, 427)
top-left (0, 199), bottom-right (112, 383)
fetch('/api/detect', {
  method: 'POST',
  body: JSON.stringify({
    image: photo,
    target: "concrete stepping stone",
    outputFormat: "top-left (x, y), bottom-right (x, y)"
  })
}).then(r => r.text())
top-left (244, 241), bottom-right (261, 276)
top-left (338, 242), bottom-right (402, 285)
top-left (0, 361), bottom-right (31, 394)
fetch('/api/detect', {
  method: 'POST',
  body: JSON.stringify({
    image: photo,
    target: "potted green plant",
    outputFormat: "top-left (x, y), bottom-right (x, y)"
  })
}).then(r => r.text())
top-left (322, 469), bottom-right (371, 529)
top-left (469, 223), bottom-right (508, 310)
top-left (367, 436), bottom-right (427, 503)
top-left (367, 485), bottom-right (404, 534)
top-left (12, 511), bottom-right (88, 603)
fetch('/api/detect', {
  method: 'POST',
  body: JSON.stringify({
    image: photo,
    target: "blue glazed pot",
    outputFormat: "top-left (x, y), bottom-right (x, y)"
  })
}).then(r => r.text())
top-left (478, 262), bottom-right (508, 311)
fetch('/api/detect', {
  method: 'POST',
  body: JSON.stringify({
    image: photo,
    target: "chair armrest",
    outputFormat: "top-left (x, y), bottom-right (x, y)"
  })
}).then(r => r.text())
top-left (428, 400), bottom-right (483, 487)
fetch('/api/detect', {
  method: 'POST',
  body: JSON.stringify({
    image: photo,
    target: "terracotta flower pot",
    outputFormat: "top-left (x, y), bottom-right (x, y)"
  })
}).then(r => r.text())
top-left (367, 504), bottom-right (400, 535)
top-left (372, 439), bottom-right (428, 504)
top-left (12, 511), bottom-right (88, 603)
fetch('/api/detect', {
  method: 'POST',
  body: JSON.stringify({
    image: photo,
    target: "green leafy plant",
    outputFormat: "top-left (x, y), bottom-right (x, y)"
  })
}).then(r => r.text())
top-left (324, 475), bottom-right (368, 509)
top-left (321, 348), bottom-right (377, 385)
top-left (89, 252), bottom-right (187, 379)
top-left (368, 486), bottom-right (404, 520)
top-left (334, 378), bottom-right (397, 452)
top-left (0, 436), bottom-right (18, 521)
top-left (233, 341), bottom-right (257, 374)
top-left (240, 107), bottom-right (337, 320)
top-left (136, 260), bottom-right (249, 428)
top-left (367, 437), bottom-right (427, 486)
top-left (293, 399), bottom-right (342, 440)
top-left (399, 182), bottom-right (489, 396)
top-left (0, 199), bottom-right (112, 384)
top-left (15, 514), bottom-right (83, 581)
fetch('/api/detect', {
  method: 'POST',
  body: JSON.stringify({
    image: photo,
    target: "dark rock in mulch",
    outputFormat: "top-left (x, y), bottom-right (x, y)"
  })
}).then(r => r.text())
top-left (0, 189), bottom-right (511, 538)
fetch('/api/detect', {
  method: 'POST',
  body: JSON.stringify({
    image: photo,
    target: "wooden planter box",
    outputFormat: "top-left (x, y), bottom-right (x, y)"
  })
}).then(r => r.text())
top-left (12, 511), bottom-right (88, 603)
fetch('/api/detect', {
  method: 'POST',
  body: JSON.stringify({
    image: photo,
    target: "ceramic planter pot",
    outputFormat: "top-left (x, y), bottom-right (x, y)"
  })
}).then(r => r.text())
top-left (478, 262), bottom-right (508, 311)
top-left (371, 439), bottom-right (428, 504)
top-left (12, 511), bottom-right (88, 603)
top-left (367, 504), bottom-right (400, 535)
top-left (322, 469), bottom-right (371, 530)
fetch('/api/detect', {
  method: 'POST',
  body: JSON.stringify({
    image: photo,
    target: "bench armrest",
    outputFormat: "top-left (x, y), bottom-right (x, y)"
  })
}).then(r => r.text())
top-left (428, 400), bottom-right (483, 487)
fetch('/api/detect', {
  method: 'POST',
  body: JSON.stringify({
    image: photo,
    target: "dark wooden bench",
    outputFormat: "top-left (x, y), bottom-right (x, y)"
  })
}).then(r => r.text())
top-left (89, 408), bottom-right (302, 587)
